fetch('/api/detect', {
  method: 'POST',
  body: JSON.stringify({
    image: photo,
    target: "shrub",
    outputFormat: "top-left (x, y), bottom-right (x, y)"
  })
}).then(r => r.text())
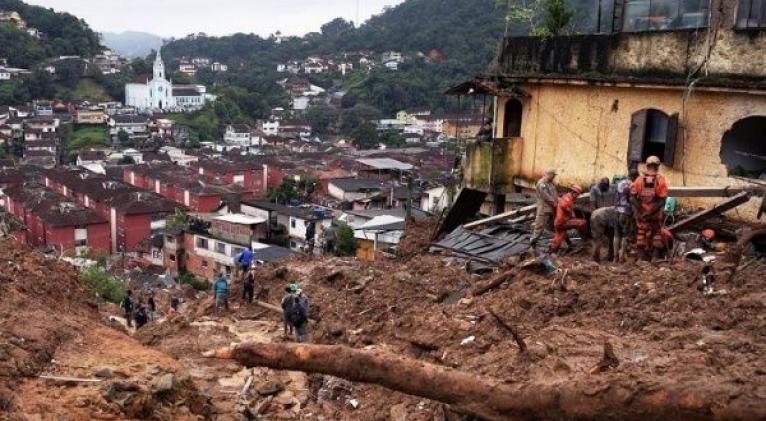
top-left (178, 271), bottom-right (210, 291)
top-left (79, 267), bottom-right (126, 304)
top-left (335, 223), bottom-right (357, 256)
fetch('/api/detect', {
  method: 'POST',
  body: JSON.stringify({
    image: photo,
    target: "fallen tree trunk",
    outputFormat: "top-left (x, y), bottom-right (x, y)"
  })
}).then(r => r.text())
top-left (207, 343), bottom-right (764, 421)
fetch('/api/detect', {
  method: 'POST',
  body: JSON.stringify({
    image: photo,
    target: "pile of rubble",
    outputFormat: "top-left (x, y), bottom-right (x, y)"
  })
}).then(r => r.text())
top-left (2, 211), bottom-right (766, 419)
top-left (0, 240), bottom-right (210, 420)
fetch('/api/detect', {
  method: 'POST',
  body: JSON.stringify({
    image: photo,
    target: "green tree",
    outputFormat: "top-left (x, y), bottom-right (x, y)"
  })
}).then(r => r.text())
top-left (0, 80), bottom-right (30, 105)
top-left (306, 104), bottom-right (339, 135)
top-left (380, 130), bottom-right (406, 148)
top-left (340, 104), bottom-right (382, 134)
top-left (537, 0), bottom-right (575, 36)
top-left (117, 129), bottom-right (130, 145)
top-left (351, 122), bottom-right (380, 150)
top-left (335, 223), bottom-right (357, 256)
top-left (321, 18), bottom-right (354, 37)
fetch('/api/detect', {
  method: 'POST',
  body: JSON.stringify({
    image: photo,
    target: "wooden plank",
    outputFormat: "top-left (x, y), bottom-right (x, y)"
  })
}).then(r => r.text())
top-left (669, 192), bottom-right (751, 232)
top-left (668, 186), bottom-right (751, 197)
top-left (464, 193), bottom-right (590, 229)
top-left (463, 204), bottom-right (537, 229)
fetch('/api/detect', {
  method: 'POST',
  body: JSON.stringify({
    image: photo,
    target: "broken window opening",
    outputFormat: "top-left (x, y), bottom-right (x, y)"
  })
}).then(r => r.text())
top-left (628, 108), bottom-right (678, 169)
top-left (720, 116), bottom-right (766, 179)
top-left (736, 0), bottom-right (766, 28)
top-left (503, 99), bottom-right (523, 138)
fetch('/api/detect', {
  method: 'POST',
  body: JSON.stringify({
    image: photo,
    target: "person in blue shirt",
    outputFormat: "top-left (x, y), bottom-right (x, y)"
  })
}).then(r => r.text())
top-left (234, 247), bottom-right (254, 280)
top-left (213, 272), bottom-right (230, 314)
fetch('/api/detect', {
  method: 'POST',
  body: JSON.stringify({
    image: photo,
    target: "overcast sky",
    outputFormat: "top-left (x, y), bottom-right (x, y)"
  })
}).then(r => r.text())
top-left (25, 0), bottom-right (405, 38)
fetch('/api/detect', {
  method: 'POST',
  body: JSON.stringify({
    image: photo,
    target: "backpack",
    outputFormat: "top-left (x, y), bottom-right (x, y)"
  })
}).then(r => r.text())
top-left (284, 296), bottom-right (307, 326)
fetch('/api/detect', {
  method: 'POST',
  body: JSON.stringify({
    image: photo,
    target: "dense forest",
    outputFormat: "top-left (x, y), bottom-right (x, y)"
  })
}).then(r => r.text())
top-left (0, 0), bottom-right (101, 67)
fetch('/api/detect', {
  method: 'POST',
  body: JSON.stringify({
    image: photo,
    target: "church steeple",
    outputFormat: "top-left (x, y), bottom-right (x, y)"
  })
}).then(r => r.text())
top-left (153, 48), bottom-right (165, 81)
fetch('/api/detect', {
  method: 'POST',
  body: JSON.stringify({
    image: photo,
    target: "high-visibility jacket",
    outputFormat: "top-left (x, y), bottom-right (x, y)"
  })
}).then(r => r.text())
top-left (630, 171), bottom-right (668, 215)
top-left (554, 192), bottom-right (577, 227)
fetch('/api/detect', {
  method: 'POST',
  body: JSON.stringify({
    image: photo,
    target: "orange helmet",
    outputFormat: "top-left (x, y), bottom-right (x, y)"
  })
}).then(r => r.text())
top-left (570, 184), bottom-right (583, 195)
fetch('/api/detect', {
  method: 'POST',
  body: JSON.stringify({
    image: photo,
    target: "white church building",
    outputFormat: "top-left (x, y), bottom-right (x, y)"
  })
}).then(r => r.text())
top-left (125, 50), bottom-right (215, 113)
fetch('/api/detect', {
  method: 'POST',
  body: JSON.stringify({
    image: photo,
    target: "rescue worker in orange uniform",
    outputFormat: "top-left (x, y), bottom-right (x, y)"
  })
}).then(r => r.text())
top-left (630, 156), bottom-right (669, 259)
top-left (549, 185), bottom-right (587, 253)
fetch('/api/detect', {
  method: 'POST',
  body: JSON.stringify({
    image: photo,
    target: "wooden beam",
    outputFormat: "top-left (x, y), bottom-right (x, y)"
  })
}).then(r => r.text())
top-left (667, 186), bottom-right (751, 198)
top-left (669, 192), bottom-right (751, 232)
top-left (463, 204), bottom-right (537, 229)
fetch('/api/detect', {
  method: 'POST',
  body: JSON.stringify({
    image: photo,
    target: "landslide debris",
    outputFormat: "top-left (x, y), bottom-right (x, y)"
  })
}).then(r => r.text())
top-left (0, 240), bottom-right (210, 420)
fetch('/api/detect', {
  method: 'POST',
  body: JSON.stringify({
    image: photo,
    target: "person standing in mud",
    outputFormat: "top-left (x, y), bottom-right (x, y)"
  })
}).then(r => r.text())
top-left (630, 156), bottom-right (669, 260)
top-left (280, 285), bottom-right (296, 338)
top-left (134, 302), bottom-right (149, 328)
top-left (530, 168), bottom-right (559, 254)
top-left (305, 221), bottom-right (316, 255)
top-left (288, 287), bottom-right (310, 343)
top-left (121, 290), bottom-right (134, 327)
top-left (242, 268), bottom-right (255, 304)
top-left (148, 292), bottom-right (157, 321)
top-left (213, 272), bottom-right (230, 314)
top-left (614, 169), bottom-right (640, 262)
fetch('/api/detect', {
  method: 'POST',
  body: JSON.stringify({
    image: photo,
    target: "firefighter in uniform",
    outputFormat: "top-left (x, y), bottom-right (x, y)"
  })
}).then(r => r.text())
top-left (549, 184), bottom-right (587, 254)
top-left (630, 156), bottom-right (669, 259)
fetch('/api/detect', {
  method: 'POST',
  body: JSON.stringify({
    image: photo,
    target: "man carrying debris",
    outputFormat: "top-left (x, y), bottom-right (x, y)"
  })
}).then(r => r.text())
top-left (282, 283), bottom-right (310, 342)
top-left (613, 169), bottom-right (640, 262)
top-left (121, 290), bottom-right (134, 327)
top-left (530, 168), bottom-right (559, 253)
top-left (549, 185), bottom-right (587, 254)
top-left (630, 156), bottom-right (669, 260)
top-left (589, 177), bottom-right (613, 210)
top-left (213, 272), bottom-right (230, 314)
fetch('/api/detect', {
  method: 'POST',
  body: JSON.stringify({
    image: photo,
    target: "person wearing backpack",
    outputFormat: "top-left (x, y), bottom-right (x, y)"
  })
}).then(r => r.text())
top-left (282, 283), bottom-right (310, 342)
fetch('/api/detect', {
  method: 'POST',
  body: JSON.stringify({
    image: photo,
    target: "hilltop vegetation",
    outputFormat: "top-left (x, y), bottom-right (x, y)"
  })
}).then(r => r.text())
top-left (0, 0), bottom-right (101, 67)
top-left (159, 0), bottom-right (507, 117)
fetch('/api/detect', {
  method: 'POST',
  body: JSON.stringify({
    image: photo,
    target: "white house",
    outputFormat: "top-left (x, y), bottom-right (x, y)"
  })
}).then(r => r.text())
top-left (292, 96), bottom-right (310, 111)
top-left (261, 120), bottom-right (279, 136)
top-left (224, 124), bottom-right (252, 145)
top-left (420, 186), bottom-right (448, 213)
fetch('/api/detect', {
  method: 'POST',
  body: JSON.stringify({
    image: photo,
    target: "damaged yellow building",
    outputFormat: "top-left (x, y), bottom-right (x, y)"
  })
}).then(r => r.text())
top-left (459, 0), bottom-right (766, 219)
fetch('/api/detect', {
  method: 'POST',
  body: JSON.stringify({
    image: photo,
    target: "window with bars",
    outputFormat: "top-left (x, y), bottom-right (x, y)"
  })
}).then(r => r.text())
top-left (736, 0), bottom-right (766, 28)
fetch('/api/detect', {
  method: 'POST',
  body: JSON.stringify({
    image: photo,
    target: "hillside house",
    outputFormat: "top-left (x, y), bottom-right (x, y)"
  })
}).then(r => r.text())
top-left (240, 200), bottom-right (334, 252)
top-left (453, 0), bottom-right (766, 220)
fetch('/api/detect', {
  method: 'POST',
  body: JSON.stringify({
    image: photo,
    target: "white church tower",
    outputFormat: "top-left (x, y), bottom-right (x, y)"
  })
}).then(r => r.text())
top-left (147, 49), bottom-right (174, 110)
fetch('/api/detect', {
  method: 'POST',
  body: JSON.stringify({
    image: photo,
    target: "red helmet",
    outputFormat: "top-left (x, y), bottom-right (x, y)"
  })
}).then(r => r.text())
top-left (701, 229), bottom-right (715, 240)
top-left (570, 184), bottom-right (583, 195)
